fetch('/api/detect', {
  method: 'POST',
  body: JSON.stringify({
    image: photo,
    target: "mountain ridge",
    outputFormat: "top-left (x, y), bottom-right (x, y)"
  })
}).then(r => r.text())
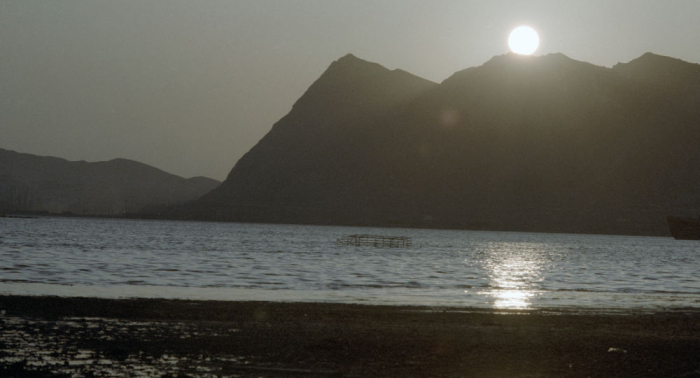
top-left (169, 52), bottom-right (700, 236)
top-left (0, 148), bottom-right (220, 215)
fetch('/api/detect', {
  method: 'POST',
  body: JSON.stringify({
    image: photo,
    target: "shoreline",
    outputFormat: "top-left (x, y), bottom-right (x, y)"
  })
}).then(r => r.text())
top-left (1, 295), bottom-right (700, 377)
top-left (2, 290), bottom-right (700, 316)
top-left (3, 282), bottom-right (699, 313)
top-left (1, 212), bottom-right (674, 237)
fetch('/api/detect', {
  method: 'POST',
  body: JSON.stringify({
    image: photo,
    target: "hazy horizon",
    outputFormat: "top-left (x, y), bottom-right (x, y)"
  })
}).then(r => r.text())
top-left (2, 0), bottom-right (700, 180)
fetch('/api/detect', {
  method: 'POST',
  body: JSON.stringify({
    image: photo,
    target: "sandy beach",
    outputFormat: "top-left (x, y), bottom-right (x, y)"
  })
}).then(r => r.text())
top-left (1, 295), bottom-right (699, 377)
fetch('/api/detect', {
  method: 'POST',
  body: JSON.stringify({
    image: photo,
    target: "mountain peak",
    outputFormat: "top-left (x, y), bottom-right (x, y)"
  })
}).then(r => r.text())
top-left (614, 52), bottom-right (698, 71)
top-left (442, 52), bottom-right (601, 86)
top-left (483, 52), bottom-right (571, 64)
top-left (480, 52), bottom-right (572, 64)
top-left (612, 52), bottom-right (700, 90)
top-left (324, 53), bottom-right (390, 78)
top-left (336, 53), bottom-right (361, 62)
top-left (480, 52), bottom-right (593, 70)
top-left (286, 54), bottom-right (433, 115)
top-left (635, 52), bottom-right (681, 63)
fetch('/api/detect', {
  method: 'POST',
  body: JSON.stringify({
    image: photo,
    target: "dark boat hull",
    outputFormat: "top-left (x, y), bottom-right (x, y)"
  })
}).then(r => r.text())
top-left (667, 216), bottom-right (700, 240)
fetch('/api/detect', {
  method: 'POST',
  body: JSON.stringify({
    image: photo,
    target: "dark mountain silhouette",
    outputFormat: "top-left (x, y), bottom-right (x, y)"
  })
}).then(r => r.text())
top-left (0, 148), bottom-right (220, 215)
top-left (172, 52), bottom-right (700, 236)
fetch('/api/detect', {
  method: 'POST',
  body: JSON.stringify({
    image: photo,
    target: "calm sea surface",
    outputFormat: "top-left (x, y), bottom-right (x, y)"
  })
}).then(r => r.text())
top-left (1, 216), bottom-right (699, 312)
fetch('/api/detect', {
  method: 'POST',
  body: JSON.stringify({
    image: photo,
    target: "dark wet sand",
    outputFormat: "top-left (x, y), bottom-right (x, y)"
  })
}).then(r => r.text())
top-left (1, 295), bottom-right (699, 377)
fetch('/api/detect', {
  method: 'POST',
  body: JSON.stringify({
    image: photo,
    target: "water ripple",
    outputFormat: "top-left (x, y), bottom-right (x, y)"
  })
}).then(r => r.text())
top-left (1, 217), bottom-right (699, 310)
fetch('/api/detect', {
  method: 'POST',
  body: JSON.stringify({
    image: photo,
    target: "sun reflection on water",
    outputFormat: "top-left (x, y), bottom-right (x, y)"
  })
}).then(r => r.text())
top-left (493, 289), bottom-right (535, 309)
top-left (475, 242), bottom-right (550, 310)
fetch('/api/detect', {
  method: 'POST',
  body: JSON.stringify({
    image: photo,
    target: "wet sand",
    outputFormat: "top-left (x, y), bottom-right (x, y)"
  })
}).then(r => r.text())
top-left (1, 295), bottom-right (699, 377)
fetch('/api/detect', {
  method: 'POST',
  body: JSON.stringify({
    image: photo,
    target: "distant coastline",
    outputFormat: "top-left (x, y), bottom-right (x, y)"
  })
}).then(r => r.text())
top-left (0, 148), bottom-right (220, 217)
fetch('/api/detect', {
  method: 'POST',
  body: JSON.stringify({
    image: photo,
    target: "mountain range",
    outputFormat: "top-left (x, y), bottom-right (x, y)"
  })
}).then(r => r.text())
top-left (0, 148), bottom-right (219, 215)
top-left (169, 52), bottom-right (700, 236)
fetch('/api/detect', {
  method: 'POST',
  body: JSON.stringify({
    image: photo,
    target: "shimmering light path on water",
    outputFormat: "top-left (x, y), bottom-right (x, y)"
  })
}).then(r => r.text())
top-left (1, 217), bottom-right (699, 311)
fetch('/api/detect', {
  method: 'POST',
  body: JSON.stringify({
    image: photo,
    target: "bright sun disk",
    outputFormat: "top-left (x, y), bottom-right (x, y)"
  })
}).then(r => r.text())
top-left (508, 26), bottom-right (540, 55)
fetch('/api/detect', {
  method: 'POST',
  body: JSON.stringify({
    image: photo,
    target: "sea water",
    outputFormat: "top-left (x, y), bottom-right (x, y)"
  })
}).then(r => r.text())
top-left (1, 216), bottom-right (699, 311)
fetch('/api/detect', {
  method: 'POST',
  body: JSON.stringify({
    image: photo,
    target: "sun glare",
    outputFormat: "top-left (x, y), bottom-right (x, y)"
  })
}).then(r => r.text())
top-left (508, 26), bottom-right (540, 55)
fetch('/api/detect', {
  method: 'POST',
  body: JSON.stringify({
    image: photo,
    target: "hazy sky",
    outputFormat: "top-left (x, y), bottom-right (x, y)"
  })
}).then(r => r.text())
top-left (2, 1), bottom-right (700, 180)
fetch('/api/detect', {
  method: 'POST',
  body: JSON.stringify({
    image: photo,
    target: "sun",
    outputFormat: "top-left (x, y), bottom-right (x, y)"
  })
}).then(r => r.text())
top-left (508, 26), bottom-right (540, 55)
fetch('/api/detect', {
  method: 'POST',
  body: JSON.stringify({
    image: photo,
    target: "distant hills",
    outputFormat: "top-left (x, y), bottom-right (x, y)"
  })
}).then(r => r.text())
top-left (168, 52), bottom-right (700, 236)
top-left (0, 148), bottom-right (220, 215)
